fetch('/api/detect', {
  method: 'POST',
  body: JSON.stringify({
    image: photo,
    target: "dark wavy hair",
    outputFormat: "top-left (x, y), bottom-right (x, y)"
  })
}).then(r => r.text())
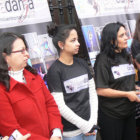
top-left (131, 15), bottom-right (140, 59)
top-left (0, 32), bottom-right (37, 91)
top-left (133, 15), bottom-right (140, 41)
top-left (99, 22), bottom-right (131, 65)
top-left (47, 23), bottom-right (77, 54)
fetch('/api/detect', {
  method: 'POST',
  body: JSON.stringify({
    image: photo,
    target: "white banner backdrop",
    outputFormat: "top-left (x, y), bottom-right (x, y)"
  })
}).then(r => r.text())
top-left (73, 0), bottom-right (139, 67)
top-left (0, 0), bottom-right (52, 28)
top-left (73, 0), bottom-right (140, 19)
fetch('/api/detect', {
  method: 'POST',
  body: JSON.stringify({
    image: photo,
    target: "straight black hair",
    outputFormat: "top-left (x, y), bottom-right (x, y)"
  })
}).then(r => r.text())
top-left (99, 22), bottom-right (131, 65)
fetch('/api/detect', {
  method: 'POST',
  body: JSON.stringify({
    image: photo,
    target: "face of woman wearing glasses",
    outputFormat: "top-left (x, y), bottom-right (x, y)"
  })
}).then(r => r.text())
top-left (5, 38), bottom-right (29, 71)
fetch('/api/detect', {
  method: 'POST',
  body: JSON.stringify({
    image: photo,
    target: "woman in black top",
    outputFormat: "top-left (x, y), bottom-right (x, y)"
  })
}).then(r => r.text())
top-left (94, 22), bottom-right (140, 140)
top-left (47, 24), bottom-right (98, 140)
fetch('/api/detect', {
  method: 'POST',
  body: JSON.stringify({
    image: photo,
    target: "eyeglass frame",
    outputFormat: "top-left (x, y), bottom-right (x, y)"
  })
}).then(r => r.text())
top-left (11, 48), bottom-right (28, 54)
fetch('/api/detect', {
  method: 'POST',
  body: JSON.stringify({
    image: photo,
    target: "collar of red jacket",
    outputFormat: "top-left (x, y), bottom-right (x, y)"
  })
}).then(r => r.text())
top-left (9, 69), bottom-right (36, 91)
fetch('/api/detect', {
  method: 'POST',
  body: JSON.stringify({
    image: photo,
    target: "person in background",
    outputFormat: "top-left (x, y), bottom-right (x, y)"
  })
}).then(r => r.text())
top-left (133, 53), bottom-right (140, 140)
top-left (135, 54), bottom-right (140, 70)
top-left (131, 15), bottom-right (140, 61)
top-left (0, 32), bottom-right (63, 140)
top-left (131, 15), bottom-right (140, 86)
top-left (131, 15), bottom-right (140, 140)
top-left (46, 23), bottom-right (98, 140)
top-left (94, 22), bottom-right (140, 140)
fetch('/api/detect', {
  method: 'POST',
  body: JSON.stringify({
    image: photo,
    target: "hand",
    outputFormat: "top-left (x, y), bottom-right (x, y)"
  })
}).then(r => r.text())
top-left (85, 131), bottom-right (96, 136)
top-left (2, 134), bottom-right (31, 140)
top-left (17, 134), bottom-right (31, 140)
top-left (85, 129), bottom-right (97, 136)
top-left (127, 91), bottom-right (140, 102)
top-left (135, 92), bottom-right (140, 103)
top-left (2, 136), bottom-right (9, 140)
top-left (135, 85), bottom-right (140, 90)
top-left (50, 136), bottom-right (61, 140)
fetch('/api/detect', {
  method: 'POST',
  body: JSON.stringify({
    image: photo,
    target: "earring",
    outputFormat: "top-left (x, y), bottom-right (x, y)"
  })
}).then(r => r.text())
top-left (61, 47), bottom-right (64, 50)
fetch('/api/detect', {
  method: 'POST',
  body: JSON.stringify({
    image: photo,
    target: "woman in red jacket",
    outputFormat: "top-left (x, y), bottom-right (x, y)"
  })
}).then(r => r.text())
top-left (0, 32), bottom-right (63, 140)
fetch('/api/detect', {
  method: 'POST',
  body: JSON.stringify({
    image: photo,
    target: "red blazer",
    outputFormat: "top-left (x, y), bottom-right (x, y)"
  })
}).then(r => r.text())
top-left (0, 69), bottom-right (63, 140)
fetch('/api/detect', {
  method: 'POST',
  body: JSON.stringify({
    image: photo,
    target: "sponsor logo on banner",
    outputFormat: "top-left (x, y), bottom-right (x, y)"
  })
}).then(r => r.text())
top-left (0, 0), bottom-right (51, 28)
top-left (73, 0), bottom-right (139, 19)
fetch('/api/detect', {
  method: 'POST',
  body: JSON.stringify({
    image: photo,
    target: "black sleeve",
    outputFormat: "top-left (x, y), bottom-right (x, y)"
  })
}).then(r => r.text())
top-left (94, 54), bottom-right (110, 89)
top-left (47, 64), bottom-right (63, 93)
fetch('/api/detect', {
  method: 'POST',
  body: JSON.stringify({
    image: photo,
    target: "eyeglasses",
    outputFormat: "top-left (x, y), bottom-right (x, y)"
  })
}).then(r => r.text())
top-left (11, 48), bottom-right (28, 54)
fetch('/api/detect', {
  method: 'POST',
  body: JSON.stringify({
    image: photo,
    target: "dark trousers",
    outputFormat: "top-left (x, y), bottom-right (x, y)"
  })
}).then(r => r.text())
top-left (98, 110), bottom-right (136, 140)
top-left (136, 119), bottom-right (140, 140)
